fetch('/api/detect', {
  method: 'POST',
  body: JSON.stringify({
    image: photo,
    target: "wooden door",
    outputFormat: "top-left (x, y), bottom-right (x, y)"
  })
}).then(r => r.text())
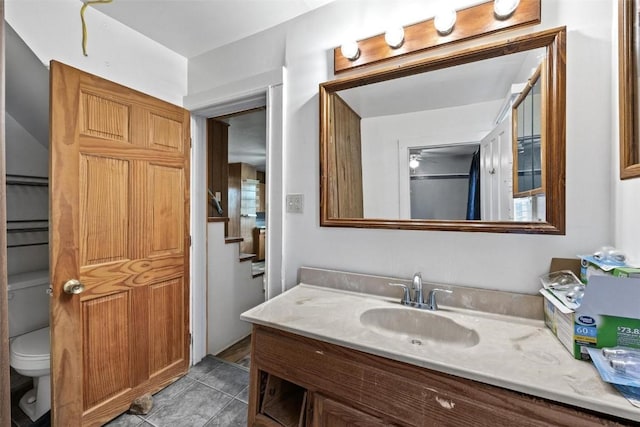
top-left (49, 61), bottom-right (190, 426)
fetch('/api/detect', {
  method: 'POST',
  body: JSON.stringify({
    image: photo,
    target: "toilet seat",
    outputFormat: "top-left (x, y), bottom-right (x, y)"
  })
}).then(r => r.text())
top-left (10, 326), bottom-right (50, 373)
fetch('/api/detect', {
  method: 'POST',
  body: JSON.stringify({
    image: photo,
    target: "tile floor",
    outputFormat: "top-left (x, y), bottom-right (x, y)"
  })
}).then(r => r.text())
top-left (11, 356), bottom-right (250, 427)
top-left (105, 357), bottom-right (250, 427)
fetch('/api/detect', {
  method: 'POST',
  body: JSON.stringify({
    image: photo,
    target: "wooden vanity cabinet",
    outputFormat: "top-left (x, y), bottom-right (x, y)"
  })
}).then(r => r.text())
top-left (311, 394), bottom-right (393, 427)
top-left (248, 325), bottom-right (633, 427)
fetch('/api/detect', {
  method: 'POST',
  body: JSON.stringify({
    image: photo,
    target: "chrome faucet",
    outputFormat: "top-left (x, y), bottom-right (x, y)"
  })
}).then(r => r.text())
top-left (388, 273), bottom-right (452, 311)
top-left (426, 288), bottom-right (453, 311)
top-left (388, 282), bottom-right (412, 305)
top-left (411, 272), bottom-right (423, 305)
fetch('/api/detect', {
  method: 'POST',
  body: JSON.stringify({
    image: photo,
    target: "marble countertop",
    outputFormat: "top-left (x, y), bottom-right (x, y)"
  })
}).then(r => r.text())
top-left (241, 283), bottom-right (640, 422)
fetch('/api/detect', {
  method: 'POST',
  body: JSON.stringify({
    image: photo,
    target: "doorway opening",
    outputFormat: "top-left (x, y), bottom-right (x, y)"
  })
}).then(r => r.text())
top-left (209, 107), bottom-right (267, 279)
top-left (201, 95), bottom-right (273, 362)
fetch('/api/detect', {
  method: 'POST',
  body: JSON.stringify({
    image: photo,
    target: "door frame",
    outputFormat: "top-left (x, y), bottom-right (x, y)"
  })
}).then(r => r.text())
top-left (398, 134), bottom-right (488, 220)
top-left (0, 2), bottom-right (11, 425)
top-left (185, 68), bottom-right (285, 363)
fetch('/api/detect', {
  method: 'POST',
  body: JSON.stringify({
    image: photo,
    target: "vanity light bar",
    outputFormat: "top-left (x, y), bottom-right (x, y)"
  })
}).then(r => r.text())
top-left (334, 0), bottom-right (540, 73)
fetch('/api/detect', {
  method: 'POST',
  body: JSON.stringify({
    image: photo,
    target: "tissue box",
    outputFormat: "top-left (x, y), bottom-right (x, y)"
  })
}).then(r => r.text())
top-left (542, 275), bottom-right (640, 360)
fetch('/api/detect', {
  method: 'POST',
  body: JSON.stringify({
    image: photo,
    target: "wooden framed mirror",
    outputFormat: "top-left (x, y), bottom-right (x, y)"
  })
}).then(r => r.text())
top-left (320, 27), bottom-right (566, 234)
top-left (619, 0), bottom-right (640, 179)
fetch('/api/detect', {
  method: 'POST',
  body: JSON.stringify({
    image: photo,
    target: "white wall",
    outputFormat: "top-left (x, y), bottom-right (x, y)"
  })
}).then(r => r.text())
top-left (5, 0), bottom-right (187, 106)
top-left (206, 222), bottom-right (265, 355)
top-left (195, 0), bottom-right (613, 295)
top-left (361, 100), bottom-right (501, 219)
top-left (612, 2), bottom-right (640, 267)
top-left (5, 113), bottom-right (49, 275)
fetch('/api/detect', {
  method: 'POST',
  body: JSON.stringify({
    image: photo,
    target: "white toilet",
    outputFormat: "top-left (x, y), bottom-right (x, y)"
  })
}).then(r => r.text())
top-left (8, 270), bottom-right (51, 421)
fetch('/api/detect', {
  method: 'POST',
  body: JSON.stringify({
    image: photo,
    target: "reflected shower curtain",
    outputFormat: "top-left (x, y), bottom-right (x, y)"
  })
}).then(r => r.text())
top-left (466, 150), bottom-right (481, 220)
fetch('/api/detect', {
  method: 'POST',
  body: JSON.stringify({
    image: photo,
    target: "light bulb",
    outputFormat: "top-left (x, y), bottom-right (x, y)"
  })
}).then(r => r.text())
top-left (385, 26), bottom-right (405, 49)
top-left (603, 347), bottom-right (640, 360)
top-left (340, 41), bottom-right (360, 61)
top-left (409, 158), bottom-right (420, 169)
top-left (494, 0), bottom-right (520, 19)
top-left (610, 359), bottom-right (640, 378)
top-left (434, 6), bottom-right (457, 35)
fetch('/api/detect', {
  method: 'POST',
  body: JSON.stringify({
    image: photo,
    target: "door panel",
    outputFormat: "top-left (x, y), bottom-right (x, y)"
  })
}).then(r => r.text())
top-left (149, 113), bottom-right (184, 152)
top-left (82, 293), bottom-right (131, 409)
top-left (79, 91), bottom-right (131, 142)
top-left (148, 164), bottom-right (184, 256)
top-left (80, 155), bottom-right (130, 266)
top-left (50, 61), bottom-right (190, 426)
top-left (149, 278), bottom-right (184, 375)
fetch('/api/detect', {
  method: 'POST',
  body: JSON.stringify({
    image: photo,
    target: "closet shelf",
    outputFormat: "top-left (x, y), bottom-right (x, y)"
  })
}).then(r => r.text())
top-left (410, 173), bottom-right (469, 180)
top-left (6, 174), bottom-right (49, 187)
top-left (8, 242), bottom-right (48, 248)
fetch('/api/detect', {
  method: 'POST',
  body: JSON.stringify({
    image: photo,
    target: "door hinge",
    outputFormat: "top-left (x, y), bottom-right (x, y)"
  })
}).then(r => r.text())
top-left (189, 333), bottom-right (193, 345)
top-left (189, 235), bottom-right (192, 247)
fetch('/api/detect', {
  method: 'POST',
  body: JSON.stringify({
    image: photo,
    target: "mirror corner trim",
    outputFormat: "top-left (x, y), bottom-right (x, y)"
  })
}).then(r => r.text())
top-left (320, 27), bottom-right (567, 234)
top-left (619, 0), bottom-right (640, 179)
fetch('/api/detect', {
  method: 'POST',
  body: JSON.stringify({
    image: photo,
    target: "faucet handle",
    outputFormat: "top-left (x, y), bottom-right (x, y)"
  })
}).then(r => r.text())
top-left (427, 288), bottom-right (453, 311)
top-left (388, 283), bottom-right (411, 305)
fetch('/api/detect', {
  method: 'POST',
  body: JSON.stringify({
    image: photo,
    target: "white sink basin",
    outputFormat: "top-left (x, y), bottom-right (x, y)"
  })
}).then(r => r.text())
top-left (360, 307), bottom-right (480, 348)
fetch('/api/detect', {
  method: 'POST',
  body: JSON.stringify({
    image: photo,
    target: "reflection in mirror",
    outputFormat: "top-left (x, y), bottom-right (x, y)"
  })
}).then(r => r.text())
top-left (408, 144), bottom-right (479, 220)
top-left (320, 27), bottom-right (566, 234)
top-left (513, 66), bottom-right (545, 222)
top-left (619, 0), bottom-right (640, 179)
top-left (339, 48), bottom-right (546, 222)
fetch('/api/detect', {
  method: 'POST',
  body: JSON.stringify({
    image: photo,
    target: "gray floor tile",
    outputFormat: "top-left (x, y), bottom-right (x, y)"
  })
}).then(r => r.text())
top-left (187, 356), bottom-right (223, 380)
top-left (235, 386), bottom-right (249, 404)
top-left (198, 363), bottom-right (249, 395)
top-left (104, 412), bottom-right (145, 427)
top-left (150, 375), bottom-right (196, 410)
top-left (204, 399), bottom-right (248, 427)
top-left (145, 382), bottom-right (233, 427)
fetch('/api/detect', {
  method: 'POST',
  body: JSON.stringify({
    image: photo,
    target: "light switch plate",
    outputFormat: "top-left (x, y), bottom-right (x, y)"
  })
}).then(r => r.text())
top-left (286, 194), bottom-right (304, 213)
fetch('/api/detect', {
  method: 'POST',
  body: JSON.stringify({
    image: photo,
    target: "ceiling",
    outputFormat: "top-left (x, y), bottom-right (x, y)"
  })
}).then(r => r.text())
top-left (220, 109), bottom-right (268, 172)
top-left (96, 0), bottom-right (337, 58)
top-left (6, 0), bottom-right (335, 163)
top-left (5, 23), bottom-right (49, 147)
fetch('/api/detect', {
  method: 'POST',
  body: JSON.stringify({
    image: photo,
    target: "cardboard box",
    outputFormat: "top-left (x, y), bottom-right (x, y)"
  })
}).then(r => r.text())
top-left (611, 267), bottom-right (640, 278)
top-left (578, 255), bottom-right (639, 283)
top-left (542, 274), bottom-right (640, 360)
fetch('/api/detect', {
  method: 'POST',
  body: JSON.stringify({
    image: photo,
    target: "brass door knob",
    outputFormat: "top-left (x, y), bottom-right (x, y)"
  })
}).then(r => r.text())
top-left (63, 279), bottom-right (85, 295)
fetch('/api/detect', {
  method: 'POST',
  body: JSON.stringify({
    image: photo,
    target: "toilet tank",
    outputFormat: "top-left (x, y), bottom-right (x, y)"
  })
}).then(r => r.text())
top-left (8, 270), bottom-right (50, 338)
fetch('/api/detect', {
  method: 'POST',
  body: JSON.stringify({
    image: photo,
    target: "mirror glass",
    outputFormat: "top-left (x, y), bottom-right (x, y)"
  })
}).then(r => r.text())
top-left (514, 68), bottom-right (542, 195)
top-left (320, 28), bottom-right (566, 233)
top-left (619, 0), bottom-right (640, 179)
